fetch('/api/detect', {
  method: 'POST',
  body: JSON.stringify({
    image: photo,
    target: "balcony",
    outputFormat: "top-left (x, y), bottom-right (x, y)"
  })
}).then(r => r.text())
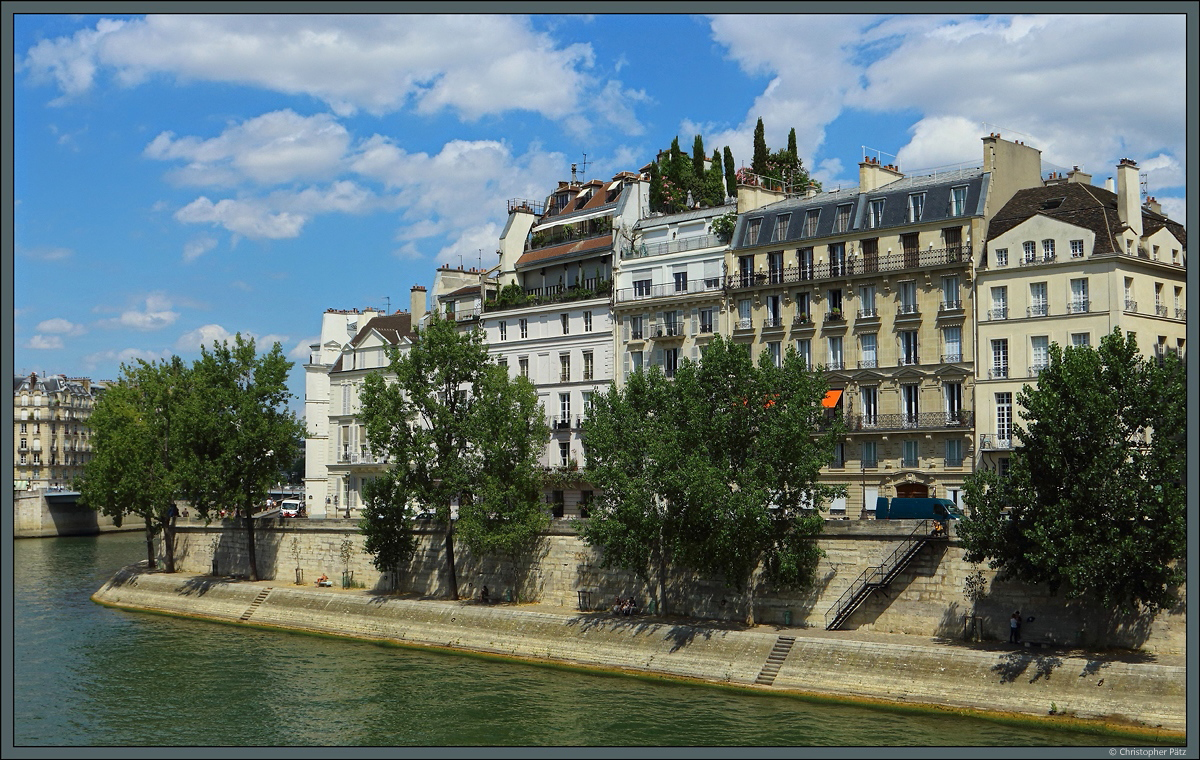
top-left (622, 233), bottom-right (724, 260)
top-left (337, 451), bottom-right (391, 466)
top-left (941, 353), bottom-right (963, 363)
top-left (988, 366), bottom-right (1009, 379)
top-left (824, 310), bottom-right (846, 325)
top-left (1026, 304), bottom-right (1048, 318)
top-left (979, 434), bottom-right (1013, 450)
top-left (938, 300), bottom-right (963, 313)
top-left (943, 457), bottom-right (965, 468)
top-left (549, 415), bottom-right (583, 431)
top-left (856, 307), bottom-right (878, 320)
top-left (825, 360), bottom-right (845, 371)
top-left (860, 458), bottom-right (878, 469)
top-left (1028, 363), bottom-right (1049, 377)
top-left (1019, 253), bottom-right (1056, 267)
top-left (629, 327), bottom-right (645, 341)
top-left (900, 457), bottom-right (920, 469)
top-left (734, 318), bottom-right (754, 332)
top-left (1176, 308), bottom-right (1187, 320)
top-left (857, 358), bottom-right (878, 369)
top-left (1155, 304), bottom-right (1168, 317)
top-left (725, 244), bottom-right (972, 290)
top-left (898, 356), bottom-right (920, 367)
top-left (896, 303), bottom-right (920, 318)
top-left (1066, 300), bottom-right (1090, 314)
top-left (848, 410), bottom-right (973, 432)
top-left (615, 277), bottom-right (723, 304)
top-left (987, 307), bottom-right (1008, 321)
top-left (829, 458), bottom-right (846, 469)
top-left (762, 316), bottom-right (786, 330)
top-left (653, 321), bottom-right (684, 339)
top-left (1125, 299), bottom-right (1138, 313)
top-left (793, 313), bottom-right (814, 328)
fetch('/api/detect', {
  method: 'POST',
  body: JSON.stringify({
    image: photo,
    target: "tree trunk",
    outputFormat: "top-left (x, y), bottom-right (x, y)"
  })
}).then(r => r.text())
top-left (444, 520), bottom-right (459, 600)
top-left (654, 541), bottom-right (668, 617)
top-left (144, 519), bottom-right (157, 569)
top-left (162, 515), bottom-right (177, 573)
top-left (245, 507), bottom-right (259, 581)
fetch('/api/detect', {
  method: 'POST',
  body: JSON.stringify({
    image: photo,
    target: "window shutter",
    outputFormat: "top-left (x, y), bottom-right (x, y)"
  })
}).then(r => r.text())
top-left (690, 307), bottom-right (698, 336)
top-left (692, 346), bottom-right (700, 361)
top-left (653, 348), bottom-right (663, 367)
top-left (620, 316), bottom-right (627, 342)
top-left (623, 352), bottom-right (630, 380)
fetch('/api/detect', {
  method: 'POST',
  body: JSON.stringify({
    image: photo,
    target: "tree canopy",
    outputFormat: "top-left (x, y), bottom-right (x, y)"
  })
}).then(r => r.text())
top-left (358, 316), bottom-right (548, 598)
top-left (583, 337), bottom-right (842, 619)
top-left (958, 329), bottom-right (1186, 613)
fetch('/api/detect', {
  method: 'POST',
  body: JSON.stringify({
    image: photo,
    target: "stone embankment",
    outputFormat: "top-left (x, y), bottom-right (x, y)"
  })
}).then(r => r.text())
top-left (92, 567), bottom-right (1186, 740)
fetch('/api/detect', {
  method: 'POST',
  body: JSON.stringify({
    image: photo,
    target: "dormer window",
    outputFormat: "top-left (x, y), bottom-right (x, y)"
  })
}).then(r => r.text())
top-left (1040, 197), bottom-right (1065, 211)
top-left (803, 209), bottom-right (819, 237)
top-left (908, 193), bottom-right (925, 223)
top-left (951, 186), bottom-right (968, 216)
top-left (774, 214), bottom-right (790, 242)
top-left (746, 218), bottom-right (762, 245)
top-left (867, 199), bottom-right (885, 229)
top-left (834, 204), bottom-right (852, 233)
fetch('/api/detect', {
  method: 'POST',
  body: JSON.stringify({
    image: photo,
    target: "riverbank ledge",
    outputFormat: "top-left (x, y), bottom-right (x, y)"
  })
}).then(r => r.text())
top-left (92, 567), bottom-right (1185, 739)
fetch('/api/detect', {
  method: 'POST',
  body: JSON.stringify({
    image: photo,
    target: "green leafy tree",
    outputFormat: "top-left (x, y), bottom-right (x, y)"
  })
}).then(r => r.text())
top-left (723, 146), bottom-right (737, 198)
top-left (79, 356), bottom-right (193, 572)
top-left (704, 149), bottom-right (726, 207)
top-left (583, 337), bottom-right (841, 620)
top-left (648, 160), bottom-right (665, 214)
top-left (958, 329), bottom-right (1185, 613)
top-left (752, 117), bottom-right (768, 175)
top-left (185, 335), bottom-right (304, 581)
top-left (787, 127), bottom-right (798, 165)
top-left (359, 316), bottom-right (548, 600)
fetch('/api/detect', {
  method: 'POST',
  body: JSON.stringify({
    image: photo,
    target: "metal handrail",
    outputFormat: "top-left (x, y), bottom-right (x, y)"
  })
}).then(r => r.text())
top-left (825, 519), bottom-right (936, 629)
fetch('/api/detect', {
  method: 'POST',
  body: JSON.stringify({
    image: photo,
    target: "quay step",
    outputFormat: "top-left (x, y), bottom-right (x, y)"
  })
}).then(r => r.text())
top-left (754, 636), bottom-right (796, 686)
top-left (240, 587), bottom-right (273, 622)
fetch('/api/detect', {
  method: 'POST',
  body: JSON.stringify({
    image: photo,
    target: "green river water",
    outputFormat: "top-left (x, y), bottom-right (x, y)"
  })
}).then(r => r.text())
top-left (11, 531), bottom-right (1156, 748)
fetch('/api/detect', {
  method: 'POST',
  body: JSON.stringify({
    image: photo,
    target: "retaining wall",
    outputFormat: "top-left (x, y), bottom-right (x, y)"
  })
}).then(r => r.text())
top-left (14, 492), bottom-right (140, 537)
top-left (166, 518), bottom-right (1186, 654)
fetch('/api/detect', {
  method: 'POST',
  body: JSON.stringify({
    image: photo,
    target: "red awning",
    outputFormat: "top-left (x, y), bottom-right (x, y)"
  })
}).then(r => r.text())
top-left (821, 390), bottom-right (843, 408)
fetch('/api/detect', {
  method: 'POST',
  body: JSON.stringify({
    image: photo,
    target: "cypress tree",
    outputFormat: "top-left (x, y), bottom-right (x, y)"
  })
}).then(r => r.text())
top-left (787, 128), bottom-right (798, 164)
top-left (649, 160), bottom-right (664, 213)
top-left (752, 118), bottom-right (768, 176)
top-left (706, 149), bottom-right (725, 207)
top-left (692, 134), bottom-right (706, 179)
top-left (723, 146), bottom-right (737, 198)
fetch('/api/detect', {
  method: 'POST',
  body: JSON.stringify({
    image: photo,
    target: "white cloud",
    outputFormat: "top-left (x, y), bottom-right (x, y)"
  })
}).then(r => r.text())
top-left (895, 115), bottom-right (983, 171)
top-left (145, 110), bottom-right (351, 186)
top-left (175, 323), bottom-right (236, 351)
top-left (183, 236), bottom-right (217, 262)
top-left (82, 346), bottom-right (172, 369)
top-left (289, 337), bottom-right (317, 360)
top-left (1157, 197), bottom-right (1185, 224)
top-left (25, 15), bottom-right (597, 121)
top-left (175, 197), bottom-right (307, 239)
top-left (28, 335), bottom-right (64, 350)
top-left (35, 318), bottom-right (87, 336)
top-left (21, 246), bottom-right (74, 261)
top-left (97, 293), bottom-right (180, 331)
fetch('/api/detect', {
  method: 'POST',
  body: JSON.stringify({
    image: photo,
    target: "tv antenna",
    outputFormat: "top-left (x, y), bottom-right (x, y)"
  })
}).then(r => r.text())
top-left (571, 152), bottom-right (590, 183)
top-left (1140, 175), bottom-right (1149, 201)
top-left (384, 296), bottom-right (390, 313)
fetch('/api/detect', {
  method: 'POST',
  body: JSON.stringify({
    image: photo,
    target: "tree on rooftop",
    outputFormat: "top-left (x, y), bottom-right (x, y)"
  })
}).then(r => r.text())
top-left (703, 149), bottom-right (726, 207)
top-left (723, 146), bottom-right (737, 198)
top-left (359, 316), bottom-right (548, 599)
top-left (752, 117), bottom-right (768, 176)
top-left (692, 134), bottom-right (706, 180)
top-left (958, 329), bottom-right (1186, 613)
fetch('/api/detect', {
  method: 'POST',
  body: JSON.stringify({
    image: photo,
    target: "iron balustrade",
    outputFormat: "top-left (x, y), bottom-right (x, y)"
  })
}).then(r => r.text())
top-left (944, 457), bottom-right (964, 467)
top-left (1067, 300), bottom-right (1090, 314)
top-left (653, 321), bottom-right (685, 338)
top-left (825, 311), bottom-right (846, 324)
top-left (622, 233), bottom-right (724, 260)
top-left (549, 415), bottom-right (583, 431)
top-left (1020, 253), bottom-right (1056, 266)
top-left (897, 303), bottom-right (920, 316)
top-left (763, 316), bottom-right (786, 329)
top-left (939, 300), bottom-right (963, 312)
top-left (829, 459), bottom-right (846, 469)
top-left (615, 278), bottom-right (723, 303)
top-left (826, 359), bottom-right (845, 370)
top-left (824, 519), bottom-right (939, 630)
top-left (1176, 308), bottom-right (1187, 320)
top-left (988, 366), bottom-right (1009, 379)
top-left (337, 451), bottom-right (391, 465)
top-left (941, 353), bottom-right (963, 363)
top-left (857, 307), bottom-right (878, 319)
top-left (979, 434), bottom-right (1013, 450)
top-left (725, 244), bottom-right (972, 290)
top-left (847, 410), bottom-right (973, 432)
top-left (1028, 364), bottom-right (1049, 377)
top-left (735, 318), bottom-right (754, 331)
top-left (1027, 304), bottom-right (1048, 318)
top-left (794, 314), bottom-right (815, 326)
top-left (861, 458), bottom-right (878, 468)
top-left (1125, 299), bottom-right (1138, 312)
top-left (987, 308), bottom-right (1008, 320)
top-left (858, 358), bottom-right (878, 369)
top-left (901, 457), bottom-right (920, 468)
top-left (1155, 304), bottom-right (1169, 317)
top-left (898, 356), bottom-right (920, 366)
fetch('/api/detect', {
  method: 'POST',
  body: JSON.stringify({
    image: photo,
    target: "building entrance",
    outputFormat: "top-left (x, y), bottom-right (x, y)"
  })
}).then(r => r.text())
top-left (895, 483), bottom-right (929, 498)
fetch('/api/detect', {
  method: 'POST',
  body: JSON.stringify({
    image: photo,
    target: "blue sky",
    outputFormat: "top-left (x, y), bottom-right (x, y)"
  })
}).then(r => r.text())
top-left (12, 13), bottom-right (1188, 415)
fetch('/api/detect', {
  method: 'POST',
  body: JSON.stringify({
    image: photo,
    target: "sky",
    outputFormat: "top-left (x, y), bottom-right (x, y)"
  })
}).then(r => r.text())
top-left (11, 12), bottom-right (1190, 415)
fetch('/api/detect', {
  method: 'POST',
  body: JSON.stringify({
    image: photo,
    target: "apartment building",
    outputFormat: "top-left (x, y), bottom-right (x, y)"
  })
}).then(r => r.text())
top-left (975, 159), bottom-right (1187, 474)
top-left (724, 135), bottom-right (1044, 517)
top-left (612, 203), bottom-right (736, 383)
top-left (13, 373), bottom-right (108, 492)
top-left (478, 171), bottom-right (648, 517)
top-left (303, 298), bottom-right (422, 517)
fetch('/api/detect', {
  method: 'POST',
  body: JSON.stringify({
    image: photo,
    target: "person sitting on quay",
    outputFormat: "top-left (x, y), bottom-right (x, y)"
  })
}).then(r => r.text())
top-left (316, 574), bottom-right (331, 588)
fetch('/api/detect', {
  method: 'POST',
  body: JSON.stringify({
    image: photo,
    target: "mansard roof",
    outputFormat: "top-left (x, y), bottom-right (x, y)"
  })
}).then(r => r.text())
top-left (329, 313), bottom-right (416, 373)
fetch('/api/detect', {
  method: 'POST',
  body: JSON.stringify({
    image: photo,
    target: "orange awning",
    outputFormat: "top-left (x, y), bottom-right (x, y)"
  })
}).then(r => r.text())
top-left (821, 390), bottom-right (843, 408)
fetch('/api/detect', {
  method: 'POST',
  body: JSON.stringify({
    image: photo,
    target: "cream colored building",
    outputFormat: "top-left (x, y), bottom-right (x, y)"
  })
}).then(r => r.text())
top-left (975, 158), bottom-right (1187, 473)
top-left (13, 373), bottom-right (108, 492)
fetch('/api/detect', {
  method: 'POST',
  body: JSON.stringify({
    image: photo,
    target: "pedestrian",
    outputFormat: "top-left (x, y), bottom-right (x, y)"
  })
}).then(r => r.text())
top-left (1010, 611), bottom-right (1020, 643)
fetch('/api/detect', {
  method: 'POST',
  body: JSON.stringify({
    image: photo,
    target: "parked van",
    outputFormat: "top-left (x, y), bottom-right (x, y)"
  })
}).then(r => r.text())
top-left (875, 497), bottom-right (962, 522)
top-left (280, 499), bottom-right (302, 518)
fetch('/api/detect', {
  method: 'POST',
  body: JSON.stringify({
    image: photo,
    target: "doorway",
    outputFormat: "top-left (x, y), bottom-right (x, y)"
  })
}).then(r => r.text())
top-left (895, 483), bottom-right (929, 498)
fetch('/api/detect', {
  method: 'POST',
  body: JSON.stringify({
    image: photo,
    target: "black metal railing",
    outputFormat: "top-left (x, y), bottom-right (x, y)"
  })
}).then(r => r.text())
top-left (847, 410), bottom-right (973, 432)
top-left (1176, 308), bottom-right (1187, 320)
top-left (944, 457), bottom-right (964, 467)
top-left (825, 519), bottom-right (938, 630)
top-left (939, 300), bottom-right (963, 312)
top-left (988, 366), bottom-right (1008, 379)
top-left (1155, 304), bottom-right (1169, 317)
top-left (726, 244), bottom-right (972, 290)
top-left (1125, 299), bottom-right (1137, 312)
top-left (986, 307), bottom-right (1008, 320)
top-left (622, 233), bottom-right (724, 260)
top-left (549, 415), bottom-right (583, 431)
top-left (858, 358), bottom-right (877, 369)
top-left (979, 434), bottom-right (1013, 450)
top-left (615, 277), bottom-right (723, 303)
top-left (901, 457), bottom-right (920, 468)
top-left (1067, 300), bottom-right (1090, 314)
top-left (1026, 304), bottom-right (1048, 318)
top-left (763, 316), bottom-right (786, 329)
top-left (857, 307), bottom-right (878, 319)
top-left (1028, 364), bottom-right (1049, 377)
top-left (653, 321), bottom-right (685, 338)
top-left (896, 304), bottom-right (920, 317)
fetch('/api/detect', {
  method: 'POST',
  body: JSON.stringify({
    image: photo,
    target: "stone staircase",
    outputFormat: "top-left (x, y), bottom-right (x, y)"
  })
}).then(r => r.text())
top-left (239, 587), bottom-right (273, 622)
top-left (754, 635), bottom-right (796, 686)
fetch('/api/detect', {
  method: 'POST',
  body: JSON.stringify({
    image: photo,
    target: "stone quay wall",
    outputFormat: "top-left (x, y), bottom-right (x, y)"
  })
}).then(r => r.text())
top-left (14, 491), bottom-right (140, 538)
top-left (92, 569), bottom-right (1187, 735)
top-left (167, 517), bottom-right (1185, 654)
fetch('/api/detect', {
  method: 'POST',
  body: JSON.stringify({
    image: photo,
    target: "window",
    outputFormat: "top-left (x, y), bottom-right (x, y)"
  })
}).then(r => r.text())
top-left (799, 248), bottom-right (814, 279)
top-left (827, 288), bottom-right (843, 317)
top-left (520, 319), bottom-right (528, 339)
top-left (900, 330), bottom-right (919, 365)
top-left (1022, 241), bottom-right (1036, 263)
top-left (1071, 333), bottom-right (1090, 348)
top-left (765, 295), bottom-right (782, 328)
top-left (803, 209), bottom-right (819, 237)
top-left (561, 314), bottom-right (570, 335)
top-left (738, 255), bottom-right (754, 287)
top-left (941, 276), bottom-right (960, 310)
top-left (1031, 336), bottom-right (1049, 375)
top-left (662, 309), bottom-right (681, 336)
top-left (634, 279), bottom-right (652, 298)
top-left (1042, 239), bottom-right (1055, 261)
top-left (861, 441), bottom-right (878, 468)
top-left (630, 315), bottom-right (644, 340)
top-left (583, 351), bottom-right (594, 381)
top-left (746, 218), bottom-right (762, 245)
top-left (768, 341), bottom-right (782, 368)
top-left (991, 339), bottom-right (1008, 378)
top-left (738, 299), bottom-right (752, 330)
top-left (834, 204), bottom-right (851, 233)
top-left (990, 286), bottom-right (1008, 320)
top-left (829, 243), bottom-right (846, 276)
top-left (996, 393), bottom-right (1013, 444)
top-left (908, 193), bottom-right (925, 223)
top-left (674, 271), bottom-right (688, 292)
top-left (584, 311), bottom-right (593, 332)
top-left (699, 308), bottom-right (714, 334)
top-left (795, 339), bottom-right (812, 368)
top-left (951, 186), bottom-right (967, 217)
top-left (994, 248), bottom-right (1008, 267)
top-left (898, 281), bottom-right (918, 315)
top-left (902, 383), bottom-right (919, 427)
top-left (579, 490), bottom-right (593, 518)
top-left (560, 354), bottom-right (571, 382)
top-left (1070, 239), bottom-right (1084, 258)
top-left (828, 337), bottom-right (843, 370)
top-left (630, 351), bottom-right (643, 374)
top-left (1070, 278), bottom-right (1089, 313)
top-left (558, 442), bottom-right (570, 469)
top-left (559, 393), bottom-right (571, 428)
top-left (942, 326), bottom-right (961, 362)
top-left (1154, 282), bottom-right (1165, 315)
top-left (945, 439), bottom-right (963, 467)
top-left (774, 214), bottom-right (790, 242)
top-left (859, 333), bottom-right (877, 368)
top-left (830, 442), bottom-right (847, 468)
top-left (868, 199), bottom-right (885, 229)
top-left (519, 357), bottom-right (529, 378)
top-left (861, 386), bottom-right (878, 427)
top-left (902, 439), bottom-right (920, 468)
top-left (703, 260), bottom-right (721, 289)
top-left (858, 285), bottom-right (876, 317)
top-left (664, 347), bottom-right (680, 378)
top-left (499, 321), bottom-right (507, 341)
top-left (497, 357), bottom-right (508, 371)
top-left (768, 251), bottom-right (784, 283)
top-left (1029, 282), bottom-right (1048, 317)
top-left (944, 381), bottom-right (963, 421)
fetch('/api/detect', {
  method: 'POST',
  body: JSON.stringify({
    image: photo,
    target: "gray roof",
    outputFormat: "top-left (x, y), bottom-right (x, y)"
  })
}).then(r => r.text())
top-left (634, 203), bottom-right (737, 230)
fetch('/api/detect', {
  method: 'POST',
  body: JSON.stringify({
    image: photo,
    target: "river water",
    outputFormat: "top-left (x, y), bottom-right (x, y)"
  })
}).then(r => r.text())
top-left (13, 532), bottom-right (1128, 747)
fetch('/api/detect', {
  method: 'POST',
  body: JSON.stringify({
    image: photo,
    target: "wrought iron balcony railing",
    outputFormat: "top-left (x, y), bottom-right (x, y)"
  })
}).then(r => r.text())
top-left (1066, 300), bottom-right (1090, 314)
top-left (979, 434), bottom-right (1013, 450)
top-left (988, 366), bottom-right (1009, 379)
top-left (1027, 304), bottom-right (1048, 318)
top-left (615, 277), bottom-right (724, 303)
top-left (1125, 299), bottom-right (1137, 312)
top-left (847, 410), bottom-right (973, 432)
top-left (725, 244), bottom-right (972, 289)
top-left (987, 307), bottom-right (1008, 320)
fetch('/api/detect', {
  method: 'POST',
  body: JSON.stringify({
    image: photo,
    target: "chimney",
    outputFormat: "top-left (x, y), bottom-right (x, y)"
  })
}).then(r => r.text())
top-left (1105, 177), bottom-right (1115, 192)
top-left (410, 285), bottom-right (427, 319)
top-left (858, 156), bottom-right (904, 193)
top-left (1146, 196), bottom-right (1162, 215)
top-left (1067, 166), bottom-right (1092, 185)
top-left (1116, 158), bottom-right (1142, 238)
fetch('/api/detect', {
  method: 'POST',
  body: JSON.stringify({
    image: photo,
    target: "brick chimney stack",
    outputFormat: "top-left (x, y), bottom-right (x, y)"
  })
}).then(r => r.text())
top-left (1115, 158), bottom-right (1142, 238)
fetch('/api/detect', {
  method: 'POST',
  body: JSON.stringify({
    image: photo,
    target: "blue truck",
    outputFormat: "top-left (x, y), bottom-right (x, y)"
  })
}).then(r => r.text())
top-left (875, 497), bottom-right (963, 522)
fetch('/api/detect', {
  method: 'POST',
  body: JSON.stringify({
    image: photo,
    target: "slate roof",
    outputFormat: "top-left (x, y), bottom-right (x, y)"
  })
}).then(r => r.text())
top-left (329, 313), bottom-right (416, 373)
top-left (986, 182), bottom-right (1186, 254)
top-left (634, 203), bottom-right (737, 230)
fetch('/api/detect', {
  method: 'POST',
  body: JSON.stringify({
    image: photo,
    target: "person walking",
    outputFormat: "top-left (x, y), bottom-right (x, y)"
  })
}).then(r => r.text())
top-left (1010, 611), bottom-right (1020, 644)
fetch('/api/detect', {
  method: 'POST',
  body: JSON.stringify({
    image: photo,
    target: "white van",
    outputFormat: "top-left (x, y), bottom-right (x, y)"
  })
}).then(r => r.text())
top-left (280, 499), bottom-right (302, 518)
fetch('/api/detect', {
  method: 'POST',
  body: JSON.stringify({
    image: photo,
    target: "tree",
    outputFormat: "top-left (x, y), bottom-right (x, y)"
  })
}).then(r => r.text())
top-left (583, 337), bottom-right (842, 620)
top-left (691, 134), bottom-right (706, 180)
top-left (786, 127), bottom-right (798, 165)
top-left (752, 117), bottom-right (768, 176)
top-left (704, 149), bottom-right (726, 207)
top-left (723, 146), bottom-right (737, 198)
top-left (648, 160), bottom-right (665, 215)
top-left (358, 316), bottom-right (548, 599)
top-left (79, 356), bottom-right (193, 572)
top-left (958, 329), bottom-right (1186, 613)
top-left (185, 335), bottom-right (304, 581)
